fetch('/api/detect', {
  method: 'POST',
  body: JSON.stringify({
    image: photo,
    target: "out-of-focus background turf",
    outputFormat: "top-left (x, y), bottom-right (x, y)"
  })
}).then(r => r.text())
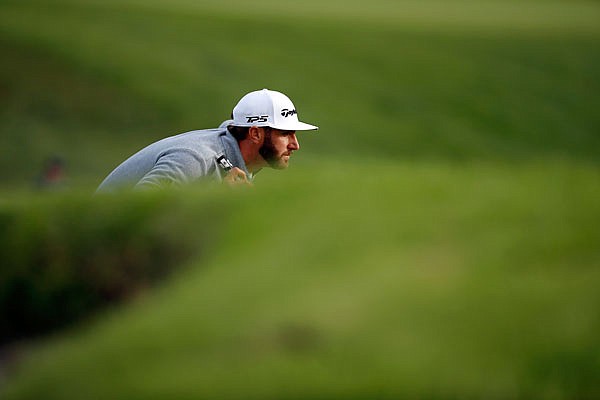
top-left (1, 0), bottom-right (599, 398)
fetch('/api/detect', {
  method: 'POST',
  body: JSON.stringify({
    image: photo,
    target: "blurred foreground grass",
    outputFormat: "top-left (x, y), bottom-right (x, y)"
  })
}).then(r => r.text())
top-left (1, 0), bottom-right (599, 398)
top-left (2, 161), bottom-right (599, 399)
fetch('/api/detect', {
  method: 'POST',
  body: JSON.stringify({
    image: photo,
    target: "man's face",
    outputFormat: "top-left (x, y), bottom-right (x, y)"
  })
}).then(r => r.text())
top-left (259, 128), bottom-right (300, 169)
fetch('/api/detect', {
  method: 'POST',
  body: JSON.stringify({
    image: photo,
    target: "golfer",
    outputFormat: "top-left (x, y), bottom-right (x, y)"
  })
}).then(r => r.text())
top-left (96, 89), bottom-right (318, 192)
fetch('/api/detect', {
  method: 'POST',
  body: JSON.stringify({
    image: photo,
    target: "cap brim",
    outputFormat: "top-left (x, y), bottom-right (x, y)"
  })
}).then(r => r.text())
top-left (272, 121), bottom-right (319, 131)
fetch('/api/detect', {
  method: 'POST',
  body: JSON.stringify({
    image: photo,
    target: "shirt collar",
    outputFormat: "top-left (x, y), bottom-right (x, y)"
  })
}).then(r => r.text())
top-left (218, 121), bottom-right (252, 179)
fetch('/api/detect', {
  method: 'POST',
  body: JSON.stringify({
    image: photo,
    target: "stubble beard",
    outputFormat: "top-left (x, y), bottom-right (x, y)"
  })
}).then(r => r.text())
top-left (259, 130), bottom-right (288, 169)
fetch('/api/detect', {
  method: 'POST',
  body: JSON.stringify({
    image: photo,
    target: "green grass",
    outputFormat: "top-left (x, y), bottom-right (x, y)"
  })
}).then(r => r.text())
top-left (2, 162), bottom-right (600, 399)
top-left (1, 0), bottom-right (599, 187)
top-left (1, 0), bottom-right (599, 398)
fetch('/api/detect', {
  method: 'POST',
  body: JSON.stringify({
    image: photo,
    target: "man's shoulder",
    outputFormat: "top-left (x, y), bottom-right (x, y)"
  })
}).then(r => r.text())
top-left (164, 126), bottom-right (228, 150)
top-left (149, 122), bottom-right (238, 163)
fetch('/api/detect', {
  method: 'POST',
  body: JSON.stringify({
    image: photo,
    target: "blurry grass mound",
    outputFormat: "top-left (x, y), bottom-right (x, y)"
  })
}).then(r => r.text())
top-left (2, 161), bottom-right (600, 399)
top-left (0, 190), bottom-right (230, 345)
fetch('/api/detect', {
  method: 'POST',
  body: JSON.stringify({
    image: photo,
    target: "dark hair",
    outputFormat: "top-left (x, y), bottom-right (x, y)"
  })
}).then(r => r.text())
top-left (227, 126), bottom-right (249, 142)
top-left (227, 125), bottom-right (272, 142)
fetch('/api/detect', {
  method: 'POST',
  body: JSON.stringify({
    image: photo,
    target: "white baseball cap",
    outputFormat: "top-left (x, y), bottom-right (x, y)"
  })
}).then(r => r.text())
top-left (231, 89), bottom-right (318, 131)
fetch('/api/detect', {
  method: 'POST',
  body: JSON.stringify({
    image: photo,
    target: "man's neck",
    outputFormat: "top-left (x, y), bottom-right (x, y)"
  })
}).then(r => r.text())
top-left (239, 140), bottom-right (267, 174)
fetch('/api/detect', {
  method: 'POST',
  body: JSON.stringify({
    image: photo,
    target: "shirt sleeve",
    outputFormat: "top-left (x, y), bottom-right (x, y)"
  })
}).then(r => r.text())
top-left (134, 148), bottom-right (210, 189)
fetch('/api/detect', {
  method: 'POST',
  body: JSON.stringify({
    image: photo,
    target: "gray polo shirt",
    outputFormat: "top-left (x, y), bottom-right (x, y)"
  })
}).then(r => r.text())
top-left (96, 120), bottom-right (249, 192)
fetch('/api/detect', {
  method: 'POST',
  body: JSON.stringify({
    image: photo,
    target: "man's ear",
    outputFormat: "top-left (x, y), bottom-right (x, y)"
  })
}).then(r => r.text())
top-left (248, 126), bottom-right (264, 145)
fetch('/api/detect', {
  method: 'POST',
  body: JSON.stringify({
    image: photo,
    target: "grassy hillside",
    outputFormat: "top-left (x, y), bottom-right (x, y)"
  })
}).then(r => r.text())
top-left (1, 0), bottom-right (599, 188)
top-left (1, 1), bottom-right (599, 398)
top-left (2, 163), bottom-right (600, 399)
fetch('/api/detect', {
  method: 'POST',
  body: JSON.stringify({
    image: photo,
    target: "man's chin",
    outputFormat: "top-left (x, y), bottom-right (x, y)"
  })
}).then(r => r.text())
top-left (268, 157), bottom-right (290, 170)
top-left (270, 162), bottom-right (289, 170)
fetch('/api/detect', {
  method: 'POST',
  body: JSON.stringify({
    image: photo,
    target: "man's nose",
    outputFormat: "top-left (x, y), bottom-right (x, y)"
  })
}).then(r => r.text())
top-left (289, 133), bottom-right (300, 150)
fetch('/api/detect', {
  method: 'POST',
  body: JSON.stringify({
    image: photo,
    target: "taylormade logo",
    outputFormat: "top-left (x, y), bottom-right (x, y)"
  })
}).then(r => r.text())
top-left (281, 109), bottom-right (297, 118)
top-left (246, 115), bottom-right (268, 123)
